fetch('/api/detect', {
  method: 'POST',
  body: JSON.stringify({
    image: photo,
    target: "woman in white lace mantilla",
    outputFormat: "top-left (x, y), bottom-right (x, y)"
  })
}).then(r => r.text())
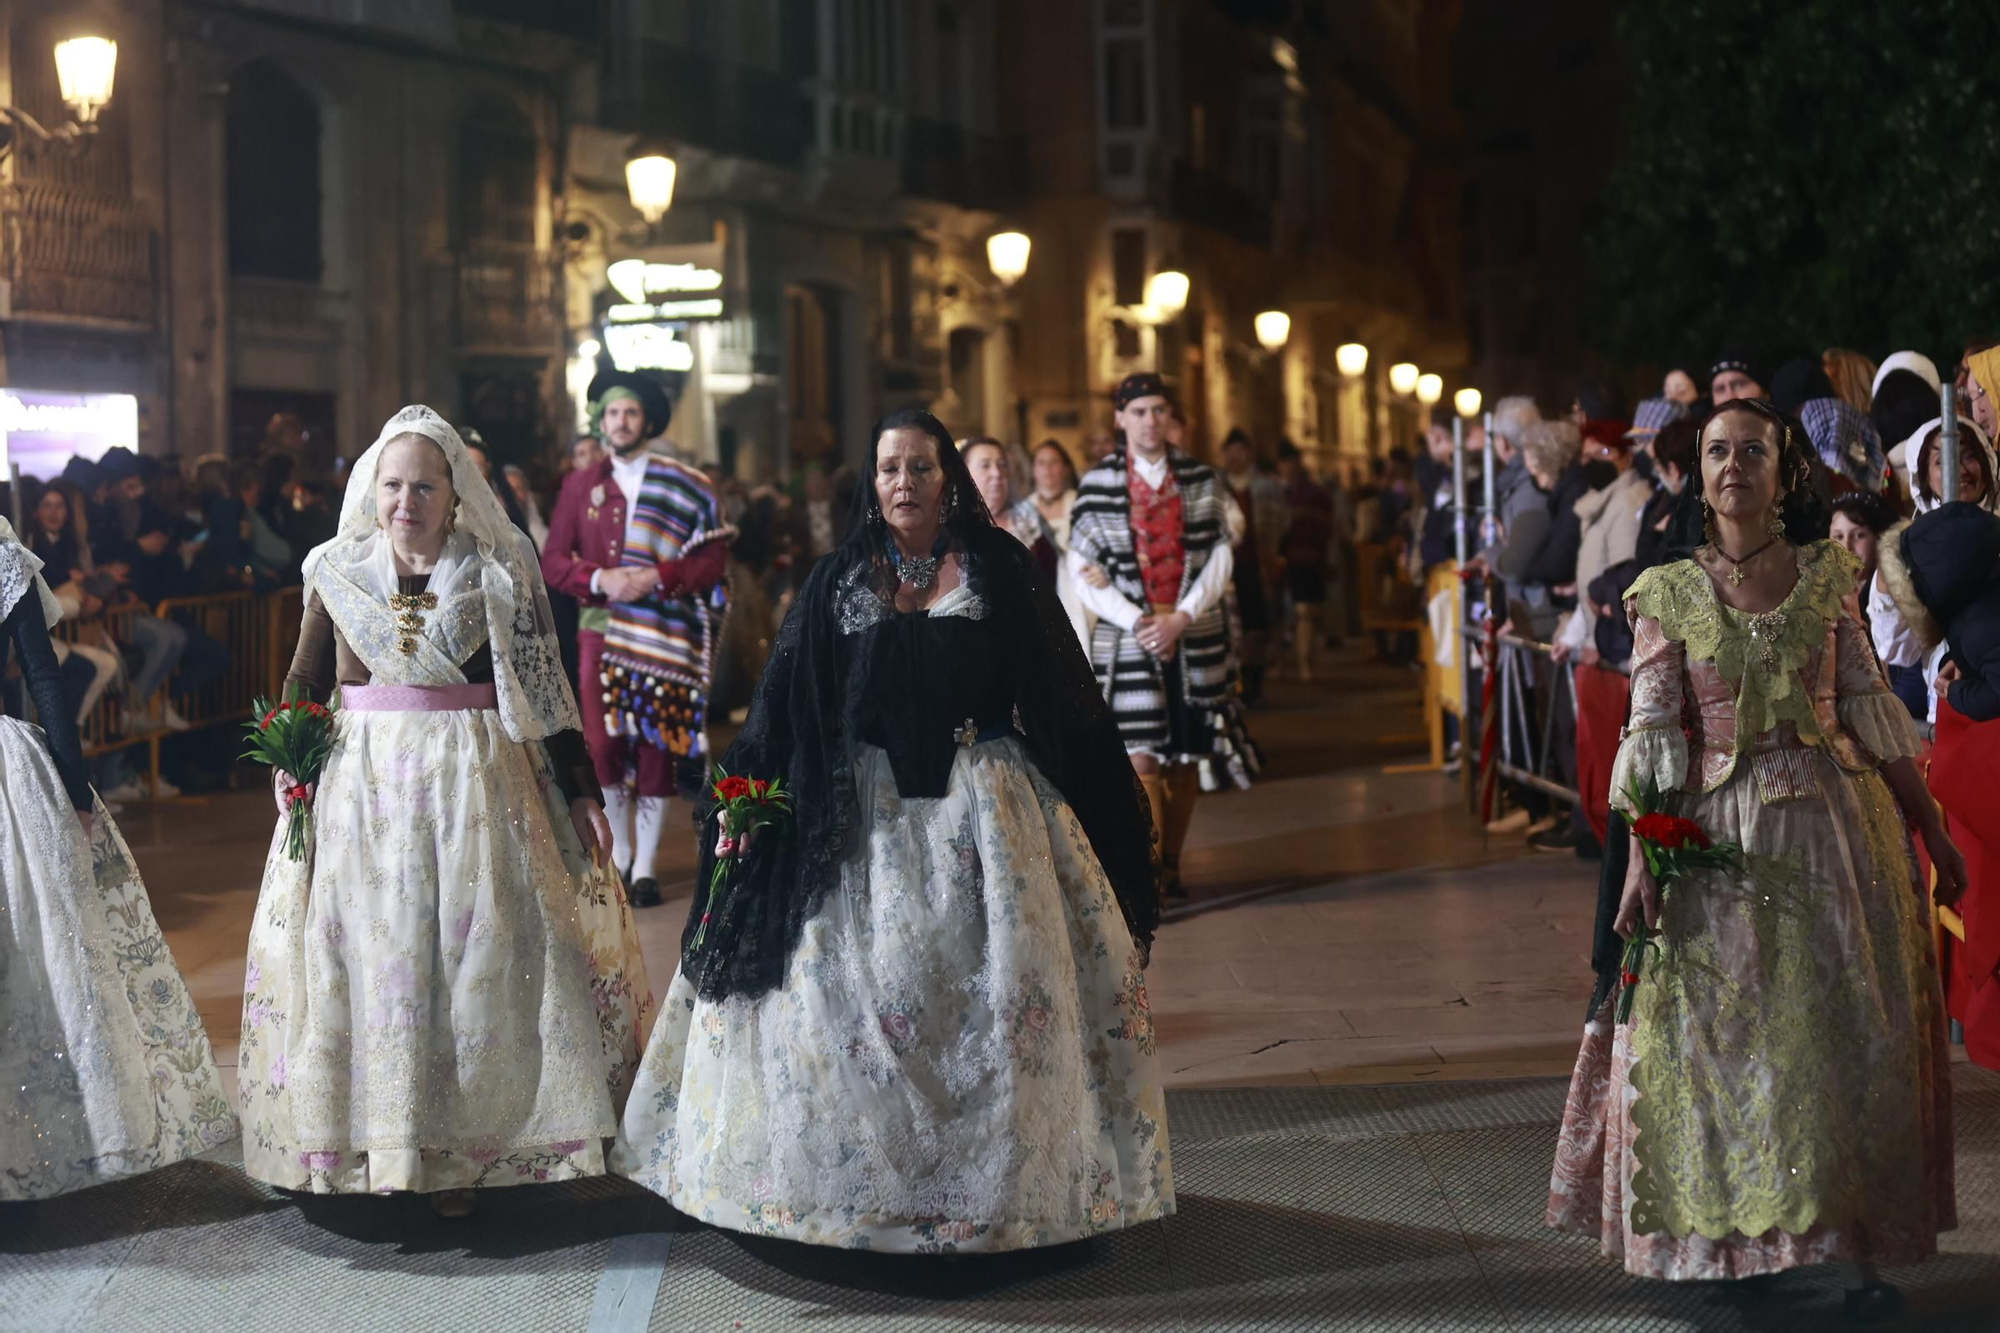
top-left (0, 518), bottom-right (235, 1200)
top-left (1546, 398), bottom-right (1966, 1316)
top-left (237, 407), bottom-right (652, 1213)
top-left (613, 410), bottom-right (1171, 1253)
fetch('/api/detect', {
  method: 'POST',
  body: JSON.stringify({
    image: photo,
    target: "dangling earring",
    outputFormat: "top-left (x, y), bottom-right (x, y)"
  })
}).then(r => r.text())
top-left (1767, 494), bottom-right (1787, 540)
top-left (1701, 498), bottom-right (1717, 546)
top-left (442, 499), bottom-right (460, 536)
top-left (942, 487), bottom-right (959, 519)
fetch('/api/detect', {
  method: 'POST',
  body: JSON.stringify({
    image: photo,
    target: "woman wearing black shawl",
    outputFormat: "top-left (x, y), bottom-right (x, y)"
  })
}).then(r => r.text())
top-left (613, 409), bottom-right (1171, 1253)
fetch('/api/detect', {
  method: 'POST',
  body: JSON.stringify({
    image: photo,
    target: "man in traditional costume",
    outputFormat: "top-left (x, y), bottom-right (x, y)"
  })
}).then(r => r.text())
top-left (1068, 373), bottom-right (1236, 901)
top-left (543, 371), bottom-right (731, 906)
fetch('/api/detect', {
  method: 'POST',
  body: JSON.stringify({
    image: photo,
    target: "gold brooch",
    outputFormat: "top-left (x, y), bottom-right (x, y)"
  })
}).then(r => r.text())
top-left (389, 591), bottom-right (439, 612)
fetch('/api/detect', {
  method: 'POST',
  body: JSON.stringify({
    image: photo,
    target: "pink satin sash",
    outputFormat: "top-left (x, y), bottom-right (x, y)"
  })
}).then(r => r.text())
top-left (340, 683), bottom-right (498, 712)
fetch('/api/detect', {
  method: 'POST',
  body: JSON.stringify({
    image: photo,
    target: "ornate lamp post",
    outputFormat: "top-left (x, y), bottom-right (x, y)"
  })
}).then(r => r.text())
top-left (0, 35), bottom-right (119, 162)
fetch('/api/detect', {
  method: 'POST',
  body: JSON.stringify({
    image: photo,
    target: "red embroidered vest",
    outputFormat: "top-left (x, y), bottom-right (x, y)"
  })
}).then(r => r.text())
top-left (1129, 464), bottom-right (1186, 606)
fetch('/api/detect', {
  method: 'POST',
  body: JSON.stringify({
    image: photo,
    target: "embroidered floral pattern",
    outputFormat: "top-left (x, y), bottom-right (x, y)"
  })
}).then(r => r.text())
top-left (611, 735), bottom-right (1174, 1252)
top-left (0, 719), bottom-right (237, 1200)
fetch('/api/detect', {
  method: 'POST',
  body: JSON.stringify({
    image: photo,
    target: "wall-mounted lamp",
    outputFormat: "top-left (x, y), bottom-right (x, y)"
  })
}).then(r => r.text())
top-left (1334, 343), bottom-right (1369, 377)
top-left (1, 35), bottom-right (118, 162)
top-left (986, 231), bottom-right (1031, 287)
top-left (1415, 373), bottom-right (1443, 406)
top-left (625, 150), bottom-right (678, 224)
top-left (1388, 362), bottom-right (1420, 396)
top-left (1144, 270), bottom-right (1190, 323)
top-left (1253, 310), bottom-right (1291, 352)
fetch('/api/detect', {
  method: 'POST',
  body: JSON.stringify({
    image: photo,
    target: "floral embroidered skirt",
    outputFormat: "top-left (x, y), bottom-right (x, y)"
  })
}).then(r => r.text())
top-left (0, 716), bottom-right (236, 1200)
top-left (238, 708), bottom-right (653, 1194)
top-left (613, 737), bottom-right (1175, 1252)
top-left (1548, 753), bottom-right (1955, 1279)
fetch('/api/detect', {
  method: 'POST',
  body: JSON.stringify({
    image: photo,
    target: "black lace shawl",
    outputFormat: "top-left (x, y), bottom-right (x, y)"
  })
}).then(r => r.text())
top-left (678, 521), bottom-right (1159, 1002)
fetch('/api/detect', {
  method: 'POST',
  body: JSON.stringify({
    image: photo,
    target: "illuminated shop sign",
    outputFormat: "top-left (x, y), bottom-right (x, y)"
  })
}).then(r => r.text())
top-left (0, 389), bottom-right (139, 482)
top-left (604, 256), bottom-right (727, 323)
top-left (604, 323), bottom-right (695, 373)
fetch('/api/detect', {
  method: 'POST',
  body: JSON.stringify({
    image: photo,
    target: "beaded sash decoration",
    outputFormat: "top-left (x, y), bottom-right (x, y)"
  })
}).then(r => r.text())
top-left (389, 590), bottom-right (439, 655)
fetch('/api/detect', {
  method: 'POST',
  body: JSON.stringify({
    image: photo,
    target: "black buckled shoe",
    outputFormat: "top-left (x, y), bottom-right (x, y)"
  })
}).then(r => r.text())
top-left (629, 876), bottom-right (662, 909)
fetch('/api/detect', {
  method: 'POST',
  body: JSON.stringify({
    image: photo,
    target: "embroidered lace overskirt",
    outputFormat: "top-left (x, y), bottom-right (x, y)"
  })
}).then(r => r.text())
top-left (238, 707), bottom-right (653, 1193)
top-left (1549, 750), bottom-right (1954, 1278)
top-left (613, 737), bottom-right (1175, 1252)
top-left (0, 716), bottom-right (236, 1199)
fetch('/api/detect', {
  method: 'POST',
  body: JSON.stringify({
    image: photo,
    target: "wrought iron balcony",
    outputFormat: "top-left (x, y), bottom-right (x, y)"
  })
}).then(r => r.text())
top-left (455, 242), bottom-right (561, 354)
top-left (0, 181), bottom-right (153, 326)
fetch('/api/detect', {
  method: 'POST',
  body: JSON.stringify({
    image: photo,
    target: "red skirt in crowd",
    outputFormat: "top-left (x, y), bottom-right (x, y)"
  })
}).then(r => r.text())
top-left (1928, 697), bottom-right (2000, 1070)
top-left (1574, 662), bottom-right (1632, 848)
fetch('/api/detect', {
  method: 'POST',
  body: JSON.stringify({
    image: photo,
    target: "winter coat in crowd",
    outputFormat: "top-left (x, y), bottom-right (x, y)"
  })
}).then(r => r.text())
top-left (1880, 501), bottom-right (2000, 722)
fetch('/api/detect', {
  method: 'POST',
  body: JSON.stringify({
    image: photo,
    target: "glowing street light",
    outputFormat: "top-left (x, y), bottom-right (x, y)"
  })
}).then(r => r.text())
top-left (1454, 387), bottom-right (1483, 418)
top-left (625, 152), bottom-right (678, 224)
top-left (1388, 362), bottom-right (1419, 396)
top-left (1335, 343), bottom-right (1368, 377)
top-left (1253, 310), bottom-right (1291, 352)
top-left (1144, 269), bottom-right (1190, 322)
top-left (54, 37), bottom-right (117, 124)
top-left (986, 231), bottom-right (1031, 287)
top-left (1415, 373), bottom-right (1443, 406)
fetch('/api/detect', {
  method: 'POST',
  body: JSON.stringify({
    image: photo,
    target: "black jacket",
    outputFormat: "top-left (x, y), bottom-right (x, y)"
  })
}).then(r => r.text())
top-left (1890, 503), bottom-right (2000, 722)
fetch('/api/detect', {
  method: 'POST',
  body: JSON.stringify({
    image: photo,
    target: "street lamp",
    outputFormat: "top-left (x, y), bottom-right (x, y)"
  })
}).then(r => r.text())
top-left (0, 35), bottom-right (118, 162)
top-left (1454, 387), bottom-right (1483, 418)
top-left (1253, 310), bottom-right (1291, 352)
top-left (625, 150), bottom-right (678, 224)
top-left (1335, 343), bottom-right (1368, 377)
top-left (1388, 362), bottom-right (1419, 396)
top-left (1144, 269), bottom-right (1190, 323)
top-left (1415, 373), bottom-right (1443, 406)
top-left (986, 231), bottom-right (1031, 287)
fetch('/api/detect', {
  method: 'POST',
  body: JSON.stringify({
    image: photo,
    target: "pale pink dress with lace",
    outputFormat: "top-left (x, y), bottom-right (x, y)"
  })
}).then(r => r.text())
top-left (1546, 543), bottom-right (1954, 1280)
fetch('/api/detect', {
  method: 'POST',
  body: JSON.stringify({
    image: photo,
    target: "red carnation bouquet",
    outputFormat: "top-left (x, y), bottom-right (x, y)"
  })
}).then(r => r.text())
top-left (1615, 776), bottom-right (1743, 1023)
top-left (690, 765), bottom-right (794, 949)
top-left (242, 686), bottom-right (338, 862)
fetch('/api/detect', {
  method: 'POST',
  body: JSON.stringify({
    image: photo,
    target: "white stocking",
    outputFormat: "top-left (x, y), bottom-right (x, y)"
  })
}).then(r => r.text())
top-left (633, 795), bottom-right (669, 882)
top-left (602, 784), bottom-right (634, 877)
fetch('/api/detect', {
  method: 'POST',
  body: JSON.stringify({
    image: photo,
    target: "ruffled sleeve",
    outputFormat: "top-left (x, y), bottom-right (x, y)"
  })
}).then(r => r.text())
top-left (1609, 604), bottom-right (1688, 815)
top-left (1834, 604), bottom-right (1924, 763)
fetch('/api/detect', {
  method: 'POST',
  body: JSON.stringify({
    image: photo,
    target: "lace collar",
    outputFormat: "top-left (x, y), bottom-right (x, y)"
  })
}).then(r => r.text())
top-left (1630, 540), bottom-right (1860, 746)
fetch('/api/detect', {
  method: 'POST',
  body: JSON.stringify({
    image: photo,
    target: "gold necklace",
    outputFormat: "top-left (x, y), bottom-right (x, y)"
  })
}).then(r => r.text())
top-left (1710, 538), bottom-right (1778, 587)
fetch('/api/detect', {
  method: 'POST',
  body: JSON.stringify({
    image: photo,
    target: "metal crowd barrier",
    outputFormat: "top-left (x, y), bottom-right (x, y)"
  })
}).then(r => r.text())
top-left (1482, 629), bottom-right (1581, 805)
top-left (37, 586), bottom-right (306, 794)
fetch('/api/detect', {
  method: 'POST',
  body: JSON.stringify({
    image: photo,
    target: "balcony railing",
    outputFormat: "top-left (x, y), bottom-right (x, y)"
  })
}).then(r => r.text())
top-left (900, 119), bottom-right (1029, 211)
top-left (229, 276), bottom-right (346, 334)
top-left (456, 242), bottom-right (561, 353)
top-left (601, 43), bottom-right (815, 168)
top-left (1, 182), bottom-right (155, 326)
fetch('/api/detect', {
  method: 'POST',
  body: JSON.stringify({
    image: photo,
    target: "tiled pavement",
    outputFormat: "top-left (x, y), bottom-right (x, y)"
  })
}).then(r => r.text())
top-left (7, 1070), bottom-right (1999, 1332)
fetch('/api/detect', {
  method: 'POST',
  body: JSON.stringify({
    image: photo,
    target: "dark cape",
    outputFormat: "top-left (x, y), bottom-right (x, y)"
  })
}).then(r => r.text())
top-left (678, 521), bottom-right (1160, 1003)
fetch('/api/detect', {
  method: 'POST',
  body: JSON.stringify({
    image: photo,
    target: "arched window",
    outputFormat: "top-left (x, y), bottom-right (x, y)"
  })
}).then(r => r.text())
top-left (226, 61), bottom-right (322, 282)
top-left (456, 103), bottom-right (537, 248)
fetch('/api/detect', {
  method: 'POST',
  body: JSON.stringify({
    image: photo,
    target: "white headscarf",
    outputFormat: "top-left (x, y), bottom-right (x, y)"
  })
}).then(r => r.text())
top-left (302, 405), bottom-right (581, 743)
top-left (0, 515), bottom-right (63, 630)
top-left (1900, 416), bottom-right (2000, 516)
top-left (1871, 350), bottom-right (1942, 400)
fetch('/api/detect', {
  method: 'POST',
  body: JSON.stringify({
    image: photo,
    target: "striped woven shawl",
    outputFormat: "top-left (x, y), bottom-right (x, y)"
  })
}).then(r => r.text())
top-left (1069, 449), bottom-right (1234, 751)
top-left (602, 456), bottom-right (729, 750)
